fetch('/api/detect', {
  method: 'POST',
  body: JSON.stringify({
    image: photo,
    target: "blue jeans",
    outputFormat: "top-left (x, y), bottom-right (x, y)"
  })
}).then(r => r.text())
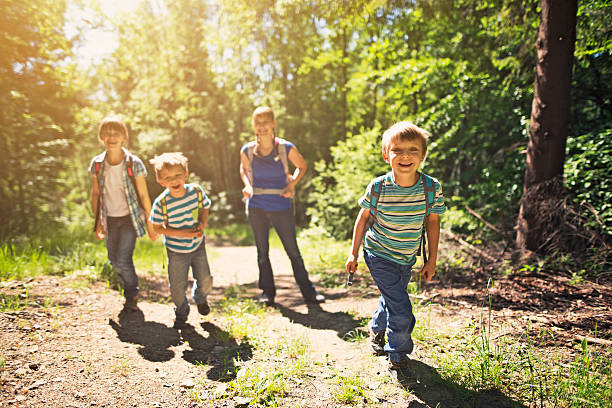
top-left (248, 207), bottom-right (316, 300)
top-left (166, 240), bottom-right (213, 319)
top-left (106, 215), bottom-right (139, 300)
top-left (364, 249), bottom-right (415, 362)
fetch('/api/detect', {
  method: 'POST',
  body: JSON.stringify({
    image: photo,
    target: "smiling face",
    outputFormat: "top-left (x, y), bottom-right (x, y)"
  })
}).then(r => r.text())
top-left (157, 165), bottom-right (188, 198)
top-left (252, 115), bottom-right (276, 146)
top-left (383, 138), bottom-right (426, 184)
top-left (100, 129), bottom-right (127, 152)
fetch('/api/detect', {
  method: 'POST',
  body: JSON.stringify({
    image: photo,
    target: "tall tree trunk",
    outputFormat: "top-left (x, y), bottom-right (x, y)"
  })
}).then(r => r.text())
top-left (516, 0), bottom-right (578, 252)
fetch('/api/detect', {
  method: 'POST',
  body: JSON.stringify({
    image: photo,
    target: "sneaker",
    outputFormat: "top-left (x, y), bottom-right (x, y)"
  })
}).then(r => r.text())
top-left (305, 293), bottom-right (326, 304)
top-left (369, 325), bottom-right (386, 356)
top-left (388, 358), bottom-right (418, 386)
top-left (197, 300), bottom-right (210, 316)
top-left (258, 293), bottom-right (274, 306)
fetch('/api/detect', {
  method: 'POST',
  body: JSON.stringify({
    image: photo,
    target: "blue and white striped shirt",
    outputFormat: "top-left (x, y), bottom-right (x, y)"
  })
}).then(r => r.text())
top-left (150, 184), bottom-right (211, 253)
top-left (359, 172), bottom-right (446, 266)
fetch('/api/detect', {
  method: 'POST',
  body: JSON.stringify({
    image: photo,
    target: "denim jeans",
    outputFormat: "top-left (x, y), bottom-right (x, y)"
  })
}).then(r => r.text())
top-left (364, 249), bottom-right (415, 362)
top-left (166, 240), bottom-right (213, 319)
top-left (247, 207), bottom-right (316, 300)
top-left (106, 215), bottom-right (139, 300)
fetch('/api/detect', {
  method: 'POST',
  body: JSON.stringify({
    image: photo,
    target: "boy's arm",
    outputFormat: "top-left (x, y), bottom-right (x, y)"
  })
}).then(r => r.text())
top-left (239, 151), bottom-right (253, 198)
top-left (133, 174), bottom-right (158, 240)
top-left (345, 208), bottom-right (371, 273)
top-left (420, 213), bottom-right (441, 282)
top-left (91, 174), bottom-right (103, 235)
top-left (151, 222), bottom-right (202, 238)
top-left (282, 147), bottom-right (307, 198)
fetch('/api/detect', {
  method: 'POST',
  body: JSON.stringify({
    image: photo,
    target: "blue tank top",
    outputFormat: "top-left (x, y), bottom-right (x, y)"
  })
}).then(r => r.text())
top-left (241, 141), bottom-right (294, 211)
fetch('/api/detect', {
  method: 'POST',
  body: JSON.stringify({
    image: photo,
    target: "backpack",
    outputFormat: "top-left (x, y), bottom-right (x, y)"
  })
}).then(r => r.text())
top-left (245, 138), bottom-right (291, 195)
top-left (365, 173), bottom-right (436, 263)
top-left (160, 186), bottom-right (204, 227)
top-left (93, 154), bottom-right (142, 232)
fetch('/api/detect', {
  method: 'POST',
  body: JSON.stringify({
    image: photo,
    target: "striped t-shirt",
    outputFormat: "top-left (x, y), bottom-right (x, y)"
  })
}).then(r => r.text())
top-left (358, 172), bottom-right (446, 266)
top-left (150, 184), bottom-right (211, 253)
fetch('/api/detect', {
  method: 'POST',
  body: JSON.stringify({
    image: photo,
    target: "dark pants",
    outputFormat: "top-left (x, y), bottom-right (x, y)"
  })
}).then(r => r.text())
top-left (106, 215), bottom-right (139, 300)
top-left (248, 207), bottom-right (316, 300)
top-left (364, 249), bottom-right (415, 362)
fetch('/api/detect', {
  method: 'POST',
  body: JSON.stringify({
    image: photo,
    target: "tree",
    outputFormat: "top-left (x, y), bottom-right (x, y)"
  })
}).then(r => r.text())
top-left (516, 0), bottom-right (578, 252)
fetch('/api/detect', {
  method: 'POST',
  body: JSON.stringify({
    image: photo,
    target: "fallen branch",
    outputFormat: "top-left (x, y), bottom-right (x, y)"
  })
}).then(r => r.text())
top-left (464, 205), bottom-right (501, 233)
top-left (443, 230), bottom-right (497, 263)
top-left (574, 335), bottom-right (612, 347)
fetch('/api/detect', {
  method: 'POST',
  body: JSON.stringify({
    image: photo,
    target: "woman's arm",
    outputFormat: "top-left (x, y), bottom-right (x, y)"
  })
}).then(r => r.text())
top-left (240, 151), bottom-right (253, 198)
top-left (282, 146), bottom-right (307, 198)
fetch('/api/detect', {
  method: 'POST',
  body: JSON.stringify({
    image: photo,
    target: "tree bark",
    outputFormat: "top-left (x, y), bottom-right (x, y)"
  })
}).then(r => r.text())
top-left (516, 0), bottom-right (578, 252)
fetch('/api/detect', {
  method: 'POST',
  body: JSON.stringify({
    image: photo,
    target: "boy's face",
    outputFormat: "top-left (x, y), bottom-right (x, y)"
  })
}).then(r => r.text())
top-left (157, 165), bottom-right (188, 197)
top-left (383, 138), bottom-right (426, 179)
top-left (253, 116), bottom-right (276, 144)
top-left (100, 129), bottom-right (127, 150)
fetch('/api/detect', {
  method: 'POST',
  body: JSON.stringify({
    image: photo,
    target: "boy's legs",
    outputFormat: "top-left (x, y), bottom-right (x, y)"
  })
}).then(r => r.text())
top-left (269, 209), bottom-right (317, 301)
top-left (166, 249), bottom-right (191, 323)
top-left (248, 207), bottom-right (276, 299)
top-left (106, 215), bottom-right (139, 301)
top-left (364, 250), bottom-right (415, 362)
top-left (190, 240), bottom-right (213, 311)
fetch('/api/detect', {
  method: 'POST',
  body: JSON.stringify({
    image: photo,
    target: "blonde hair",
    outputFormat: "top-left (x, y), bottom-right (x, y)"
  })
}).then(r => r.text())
top-left (381, 121), bottom-right (430, 156)
top-left (252, 106), bottom-right (275, 124)
top-left (149, 152), bottom-right (189, 176)
top-left (98, 116), bottom-right (128, 143)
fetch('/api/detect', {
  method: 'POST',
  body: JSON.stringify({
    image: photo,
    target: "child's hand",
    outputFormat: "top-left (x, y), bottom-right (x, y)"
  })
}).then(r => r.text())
top-left (147, 222), bottom-right (159, 241)
top-left (420, 262), bottom-right (436, 282)
top-left (192, 227), bottom-right (203, 238)
top-left (345, 254), bottom-right (359, 274)
top-left (242, 185), bottom-right (253, 198)
top-left (95, 223), bottom-right (105, 240)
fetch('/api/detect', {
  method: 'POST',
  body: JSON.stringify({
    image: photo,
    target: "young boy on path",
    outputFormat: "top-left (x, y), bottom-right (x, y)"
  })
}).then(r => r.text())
top-left (149, 152), bottom-right (214, 329)
top-left (89, 116), bottom-right (156, 312)
top-left (345, 122), bottom-right (446, 373)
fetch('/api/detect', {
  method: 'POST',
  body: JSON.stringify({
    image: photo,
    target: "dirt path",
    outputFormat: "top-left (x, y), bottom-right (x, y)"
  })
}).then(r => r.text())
top-left (1, 245), bottom-right (610, 407)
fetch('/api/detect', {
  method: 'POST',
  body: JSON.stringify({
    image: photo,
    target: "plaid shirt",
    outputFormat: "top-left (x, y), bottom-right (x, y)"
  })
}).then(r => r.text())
top-left (89, 148), bottom-right (147, 238)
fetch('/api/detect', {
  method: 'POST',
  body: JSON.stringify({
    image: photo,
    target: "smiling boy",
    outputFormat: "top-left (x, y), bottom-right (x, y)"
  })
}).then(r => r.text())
top-left (345, 122), bottom-right (446, 374)
top-left (149, 152), bottom-right (214, 329)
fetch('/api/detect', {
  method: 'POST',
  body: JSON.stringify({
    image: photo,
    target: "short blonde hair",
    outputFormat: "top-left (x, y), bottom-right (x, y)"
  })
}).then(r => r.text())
top-left (381, 121), bottom-right (430, 156)
top-left (98, 116), bottom-right (128, 143)
top-left (252, 106), bottom-right (275, 124)
top-left (149, 152), bottom-right (188, 177)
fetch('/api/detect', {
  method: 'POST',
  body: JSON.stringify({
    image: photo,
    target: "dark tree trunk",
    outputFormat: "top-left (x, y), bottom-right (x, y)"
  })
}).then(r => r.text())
top-left (516, 0), bottom-right (578, 252)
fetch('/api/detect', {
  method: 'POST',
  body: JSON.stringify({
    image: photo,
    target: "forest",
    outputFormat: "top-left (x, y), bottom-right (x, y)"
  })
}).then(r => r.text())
top-left (1, 0), bottom-right (611, 407)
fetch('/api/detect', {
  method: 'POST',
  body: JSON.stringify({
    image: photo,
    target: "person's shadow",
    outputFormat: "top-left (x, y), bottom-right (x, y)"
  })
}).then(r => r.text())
top-left (275, 303), bottom-right (366, 339)
top-left (109, 310), bottom-right (253, 382)
top-left (398, 359), bottom-right (524, 408)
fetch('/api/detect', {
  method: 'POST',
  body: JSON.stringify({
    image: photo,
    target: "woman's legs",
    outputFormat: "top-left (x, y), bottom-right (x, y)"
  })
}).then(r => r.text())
top-left (248, 207), bottom-right (276, 299)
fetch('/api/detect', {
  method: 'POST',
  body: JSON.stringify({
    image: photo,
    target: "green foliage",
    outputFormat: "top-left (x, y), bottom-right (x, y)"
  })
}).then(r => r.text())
top-left (564, 129), bottom-right (612, 237)
top-left (307, 126), bottom-right (387, 238)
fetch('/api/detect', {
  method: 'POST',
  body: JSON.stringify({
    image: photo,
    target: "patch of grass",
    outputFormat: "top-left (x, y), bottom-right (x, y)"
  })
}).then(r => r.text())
top-left (111, 354), bottom-right (132, 376)
top-left (0, 291), bottom-right (30, 312)
top-left (343, 328), bottom-right (368, 343)
top-left (332, 370), bottom-right (368, 405)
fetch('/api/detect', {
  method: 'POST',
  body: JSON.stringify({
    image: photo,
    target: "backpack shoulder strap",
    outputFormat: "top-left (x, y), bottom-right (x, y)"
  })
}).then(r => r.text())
top-left (275, 138), bottom-right (290, 178)
top-left (160, 191), bottom-right (170, 227)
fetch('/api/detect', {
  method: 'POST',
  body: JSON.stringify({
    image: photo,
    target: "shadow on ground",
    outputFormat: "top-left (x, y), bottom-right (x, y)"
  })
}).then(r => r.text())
top-left (275, 303), bottom-right (366, 339)
top-left (400, 359), bottom-right (523, 408)
top-left (109, 310), bottom-right (253, 381)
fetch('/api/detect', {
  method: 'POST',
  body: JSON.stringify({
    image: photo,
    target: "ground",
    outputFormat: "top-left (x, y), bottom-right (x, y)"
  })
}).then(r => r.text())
top-left (1, 245), bottom-right (610, 407)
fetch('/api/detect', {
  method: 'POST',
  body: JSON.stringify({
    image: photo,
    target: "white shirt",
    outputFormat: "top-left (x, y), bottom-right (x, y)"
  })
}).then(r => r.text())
top-left (103, 161), bottom-right (130, 217)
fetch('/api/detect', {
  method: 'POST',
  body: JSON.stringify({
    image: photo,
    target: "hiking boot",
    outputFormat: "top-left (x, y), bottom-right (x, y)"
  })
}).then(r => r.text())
top-left (369, 325), bottom-right (386, 356)
top-left (197, 300), bottom-right (210, 316)
top-left (258, 293), bottom-right (274, 306)
top-left (388, 358), bottom-right (418, 386)
top-left (305, 293), bottom-right (326, 304)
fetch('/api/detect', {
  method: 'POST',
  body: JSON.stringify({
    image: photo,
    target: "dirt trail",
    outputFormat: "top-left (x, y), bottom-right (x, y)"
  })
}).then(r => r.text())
top-left (1, 245), bottom-right (609, 407)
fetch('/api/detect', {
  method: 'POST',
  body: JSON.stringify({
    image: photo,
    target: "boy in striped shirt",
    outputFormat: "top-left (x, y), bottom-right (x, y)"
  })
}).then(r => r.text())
top-left (150, 152), bottom-right (214, 329)
top-left (345, 122), bottom-right (446, 373)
